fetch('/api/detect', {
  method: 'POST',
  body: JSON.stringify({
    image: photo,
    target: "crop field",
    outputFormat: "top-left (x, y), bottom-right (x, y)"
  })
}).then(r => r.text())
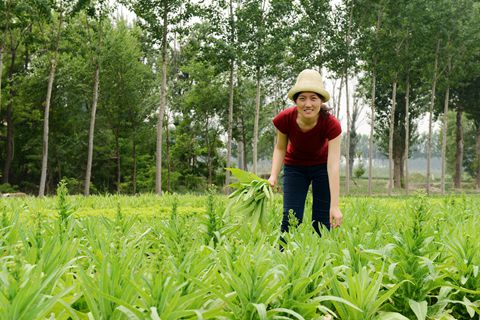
top-left (1, 188), bottom-right (479, 319)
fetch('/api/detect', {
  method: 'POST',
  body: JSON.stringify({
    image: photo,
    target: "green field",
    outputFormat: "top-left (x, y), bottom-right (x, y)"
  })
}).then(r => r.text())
top-left (1, 191), bottom-right (479, 319)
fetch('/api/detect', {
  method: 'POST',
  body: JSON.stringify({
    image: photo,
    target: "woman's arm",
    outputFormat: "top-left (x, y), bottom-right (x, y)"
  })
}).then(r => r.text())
top-left (268, 130), bottom-right (288, 187)
top-left (327, 135), bottom-right (343, 228)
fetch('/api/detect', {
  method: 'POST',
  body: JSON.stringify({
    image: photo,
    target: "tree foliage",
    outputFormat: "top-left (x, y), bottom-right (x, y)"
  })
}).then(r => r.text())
top-left (1, 0), bottom-right (480, 194)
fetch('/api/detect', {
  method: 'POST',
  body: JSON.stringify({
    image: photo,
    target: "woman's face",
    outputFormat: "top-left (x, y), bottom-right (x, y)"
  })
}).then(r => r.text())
top-left (295, 92), bottom-right (323, 119)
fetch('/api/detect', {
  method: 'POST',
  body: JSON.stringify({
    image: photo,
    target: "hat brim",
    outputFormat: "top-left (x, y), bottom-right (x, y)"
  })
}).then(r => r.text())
top-left (288, 83), bottom-right (330, 102)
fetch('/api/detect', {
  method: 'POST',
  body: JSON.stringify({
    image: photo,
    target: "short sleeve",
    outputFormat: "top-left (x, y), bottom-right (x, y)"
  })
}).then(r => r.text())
top-left (273, 109), bottom-right (289, 134)
top-left (326, 115), bottom-right (342, 140)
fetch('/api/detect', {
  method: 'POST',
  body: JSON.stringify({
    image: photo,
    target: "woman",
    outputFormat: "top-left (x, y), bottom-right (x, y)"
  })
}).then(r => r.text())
top-left (268, 69), bottom-right (343, 239)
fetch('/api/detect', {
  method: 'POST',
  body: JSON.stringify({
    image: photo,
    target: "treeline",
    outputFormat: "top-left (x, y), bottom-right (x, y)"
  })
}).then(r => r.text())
top-left (0, 0), bottom-right (479, 195)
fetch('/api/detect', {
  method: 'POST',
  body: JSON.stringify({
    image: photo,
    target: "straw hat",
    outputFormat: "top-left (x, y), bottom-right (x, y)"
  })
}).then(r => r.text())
top-left (287, 69), bottom-right (330, 102)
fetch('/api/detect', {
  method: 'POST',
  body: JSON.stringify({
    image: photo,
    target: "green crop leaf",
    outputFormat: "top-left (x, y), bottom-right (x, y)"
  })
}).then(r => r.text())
top-left (252, 303), bottom-right (268, 320)
top-left (268, 308), bottom-right (305, 320)
top-left (378, 312), bottom-right (410, 320)
top-left (225, 168), bottom-right (273, 231)
top-left (409, 300), bottom-right (427, 320)
top-left (226, 168), bottom-right (264, 184)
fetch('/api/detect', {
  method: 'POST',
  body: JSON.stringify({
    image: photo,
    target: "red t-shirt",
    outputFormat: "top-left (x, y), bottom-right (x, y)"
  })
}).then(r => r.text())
top-left (273, 106), bottom-right (342, 166)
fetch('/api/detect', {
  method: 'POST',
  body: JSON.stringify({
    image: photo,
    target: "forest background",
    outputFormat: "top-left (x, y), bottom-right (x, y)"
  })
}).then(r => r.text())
top-left (1, 0), bottom-right (479, 196)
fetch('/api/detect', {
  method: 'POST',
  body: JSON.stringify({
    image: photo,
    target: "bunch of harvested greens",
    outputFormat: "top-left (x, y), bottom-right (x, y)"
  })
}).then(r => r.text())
top-left (226, 168), bottom-right (274, 230)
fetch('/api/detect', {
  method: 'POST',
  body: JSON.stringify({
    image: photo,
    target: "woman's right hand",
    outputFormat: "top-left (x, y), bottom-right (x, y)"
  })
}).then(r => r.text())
top-left (267, 176), bottom-right (277, 188)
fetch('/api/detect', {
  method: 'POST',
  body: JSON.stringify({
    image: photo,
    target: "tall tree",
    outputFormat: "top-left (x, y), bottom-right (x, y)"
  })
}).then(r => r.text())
top-left (422, 0), bottom-right (461, 194)
top-left (344, 2), bottom-right (354, 194)
top-left (236, 0), bottom-right (292, 174)
top-left (39, 0), bottom-right (88, 196)
top-left (425, 39), bottom-right (440, 195)
top-left (327, 0), bottom-right (358, 194)
top-left (383, 2), bottom-right (412, 193)
top-left (0, 1), bottom-right (5, 165)
top-left (84, 0), bottom-right (109, 196)
top-left (1, 0), bottom-right (39, 184)
top-left (457, 75), bottom-right (480, 188)
top-left (0, 31), bottom-right (3, 118)
top-left (198, 0), bottom-right (239, 190)
top-left (439, 0), bottom-right (480, 193)
top-left (99, 20), bottom-right (154, 193)
top-left (226, 0), bottom-right (236, 190)
top-left (126, 0), bottom-right (194, 195)
top-left (404, 74), bottom-right (410, 194)
top-left (440, 60), bottom-right (450, 195)
top-left (291, 0), bottom-right (331, 73)
top-left (352, 0), bottom-right (385, 195)
top-left (237, 0), bottom-right (266, 175)
top-left (387, 78), bottom-right (397, 194)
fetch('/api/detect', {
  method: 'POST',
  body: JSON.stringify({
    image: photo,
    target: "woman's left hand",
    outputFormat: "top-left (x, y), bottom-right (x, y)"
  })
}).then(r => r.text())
top-left (330, 207), bottom-right (343, 228)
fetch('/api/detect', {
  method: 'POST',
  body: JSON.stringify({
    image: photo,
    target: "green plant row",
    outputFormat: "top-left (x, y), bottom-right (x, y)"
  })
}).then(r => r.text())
top-left (0, 188), bottom-right (479, 319)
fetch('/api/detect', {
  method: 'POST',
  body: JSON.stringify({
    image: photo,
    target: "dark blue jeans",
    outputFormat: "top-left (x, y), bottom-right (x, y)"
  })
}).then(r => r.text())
top-left (281, 164), bottom-right (331, 236)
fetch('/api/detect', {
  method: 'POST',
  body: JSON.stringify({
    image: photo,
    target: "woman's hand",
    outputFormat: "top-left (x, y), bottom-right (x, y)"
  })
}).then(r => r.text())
top-left (267, 175), bottom-right (277, 188)
top-left (330, 206), bottom-right (343, 228)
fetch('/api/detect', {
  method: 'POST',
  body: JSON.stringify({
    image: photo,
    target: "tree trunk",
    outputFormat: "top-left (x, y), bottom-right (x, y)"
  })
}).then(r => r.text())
top-left (345, 73), bottom-right (350, 195)
top-left (388, 80), bottom-right (397, 195)
top-left (225, 60), bottom-right (234, 190)
top-left (368, 9), bottom-right (382, 195)
top-left (39, 12), bottom-right (63, 197)
top-left (39, 57), bottom-right (58, 197)
top-left (2, 45), bottom-right (16, 184)
top-left (166, 114), bottom-right (171, 193)
top-left (476, 122), bottom-right (480, 190)
top-left (344, 3), bottom-right (353, 194)
top-left (0, 44), bottom-right (3, 114)
top-left (84, 63), bottom-right (100, 196)
top-left (454, 109), bottom-right (463, 188)
top-left (349, 95), bottom-right (360, 179)
top-left (427, 40), bottom-right (440, 195)
top-left (225, 0), bottom-right (235, 192)
top-left (348, 140), bottom-right (355, 178)
top-left (330, 79), bottom-right (337, 116)
top-left (115, 130), bottom-right (121, 193)
top-left (3, 97), bottom-right (14, 184)
top-left (368, 69), bottom-right (376, 195)
top-left (240, 116), bottom-right (248, 170)
top-left (155, 7), bottom-right (168, 195)
top-left (252, 67), bottom-right (261, 174)
top-left (394, 154), bottom-right (402, 189)
top-left (132, 136), bottom-right (137, 194)
top-left (335, 76), bottom-right (344, 119)
top-left (404, 76), bottom-right (410, 194)
top-left (393, 140), bottom-right (404, 189)
top-left (476, 125), bottom-right (480, 189)
top-left (205, 117), bottom-right (213, 186)
top-left (440, 86), bottom-right (449, 195)
top-left (47, 161), bottom-right (53, 195)
top-left (237, 140), bottom-right (244, 170)
top-left (394, 126), bottom-right (403, 188)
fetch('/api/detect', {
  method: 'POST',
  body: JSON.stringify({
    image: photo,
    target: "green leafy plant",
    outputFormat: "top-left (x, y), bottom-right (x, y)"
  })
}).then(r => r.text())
top-left (56, 180), bottom-right (74, 224)
top-left (329, 266), bottom-right (403, 319)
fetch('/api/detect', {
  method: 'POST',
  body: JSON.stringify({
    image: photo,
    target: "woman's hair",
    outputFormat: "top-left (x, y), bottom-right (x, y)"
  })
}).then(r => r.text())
top-left (293, 92), bottom-right (332, 117)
